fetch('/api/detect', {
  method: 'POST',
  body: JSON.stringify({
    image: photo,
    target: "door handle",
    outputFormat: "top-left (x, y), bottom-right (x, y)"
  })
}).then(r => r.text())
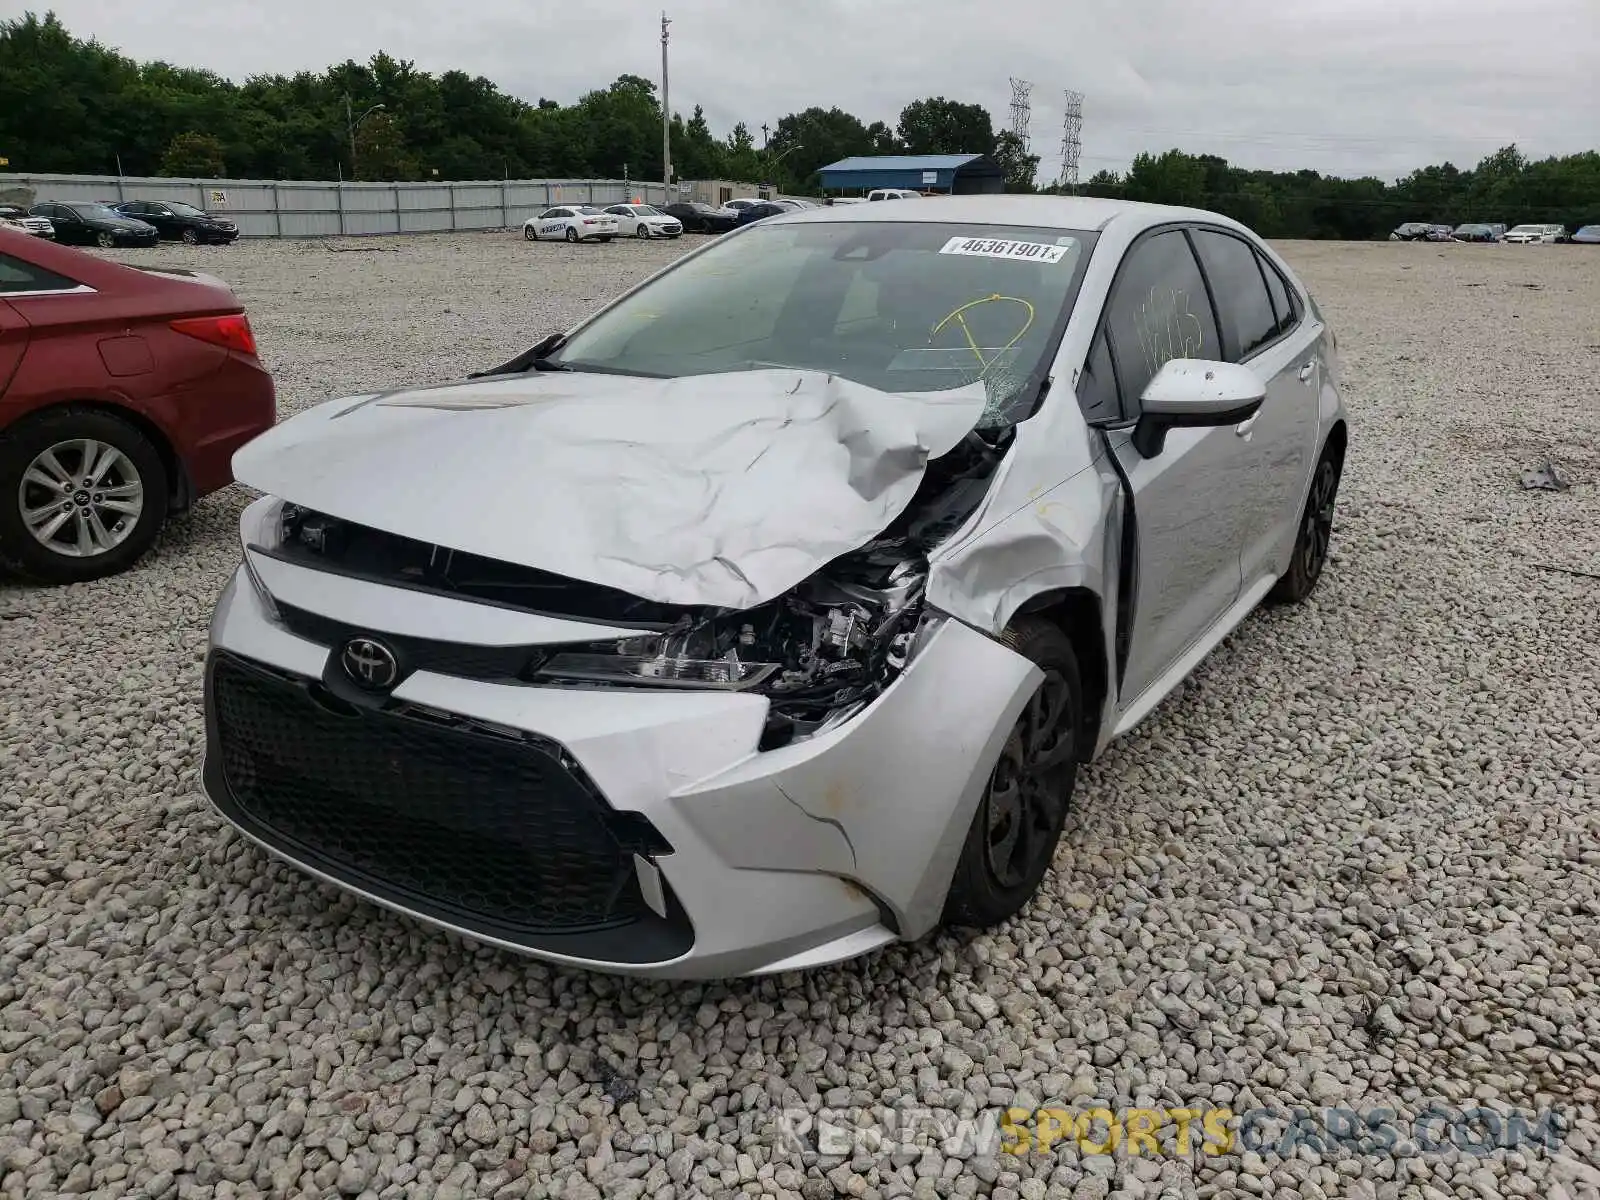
top-left (1298, 362), bottom-right (1316, 383)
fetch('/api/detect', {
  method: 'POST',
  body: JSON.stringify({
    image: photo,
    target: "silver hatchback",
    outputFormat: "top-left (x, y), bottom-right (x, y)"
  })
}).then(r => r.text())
top-left (204, 197), bottom-right (1346, 979)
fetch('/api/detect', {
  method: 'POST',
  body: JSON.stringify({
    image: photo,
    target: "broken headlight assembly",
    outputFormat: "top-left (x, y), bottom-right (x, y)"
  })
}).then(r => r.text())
top-left (530, 543), bottom-right (936, 747)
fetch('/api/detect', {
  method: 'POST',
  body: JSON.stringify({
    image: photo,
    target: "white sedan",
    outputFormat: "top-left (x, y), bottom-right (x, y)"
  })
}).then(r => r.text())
top-left (522, 206), bottom-right (619, 243)
top-left (603, 204), bottom-right (683, 239)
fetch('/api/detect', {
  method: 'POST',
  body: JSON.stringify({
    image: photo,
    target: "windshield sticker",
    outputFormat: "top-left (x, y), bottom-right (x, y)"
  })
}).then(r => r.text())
top-left (939, 236), bottom-right (1072, 264)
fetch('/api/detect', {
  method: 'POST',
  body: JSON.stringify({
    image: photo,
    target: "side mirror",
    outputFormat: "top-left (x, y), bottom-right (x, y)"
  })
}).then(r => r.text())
top-left (1132, 359), bottom-right (1266, 458)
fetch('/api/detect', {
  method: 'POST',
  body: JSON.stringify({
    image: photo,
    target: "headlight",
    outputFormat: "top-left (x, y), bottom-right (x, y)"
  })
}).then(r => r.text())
top-left (534, 646), bottom-right (780, 691)
top-left (238, 496), bottom-right (285, 621)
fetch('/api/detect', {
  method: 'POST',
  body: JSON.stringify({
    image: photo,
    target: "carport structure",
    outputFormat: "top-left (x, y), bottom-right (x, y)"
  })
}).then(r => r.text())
top-left (818, 154), bottom-right (1005, 197)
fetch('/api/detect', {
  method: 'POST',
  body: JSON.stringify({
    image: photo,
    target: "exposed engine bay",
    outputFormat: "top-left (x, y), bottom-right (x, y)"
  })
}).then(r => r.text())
top-left (271, 427), bottom-right (1006, 748)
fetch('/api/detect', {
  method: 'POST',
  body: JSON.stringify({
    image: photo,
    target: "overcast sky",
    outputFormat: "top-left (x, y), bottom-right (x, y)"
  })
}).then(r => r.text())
top-left (41, 0), bottom-right (1600, 182)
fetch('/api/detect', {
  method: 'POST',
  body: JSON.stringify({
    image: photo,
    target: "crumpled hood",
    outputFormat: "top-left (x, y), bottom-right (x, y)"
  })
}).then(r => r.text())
top-left (232, 369), bottom-right (988, 609)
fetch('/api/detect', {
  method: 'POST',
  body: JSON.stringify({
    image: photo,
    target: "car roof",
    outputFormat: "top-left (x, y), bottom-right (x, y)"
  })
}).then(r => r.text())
top-left (759, 194), bottom-right (1253, 237)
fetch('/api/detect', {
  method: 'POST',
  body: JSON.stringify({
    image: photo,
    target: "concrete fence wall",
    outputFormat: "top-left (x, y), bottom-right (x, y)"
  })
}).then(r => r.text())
top-left (0, 173), bottom-right (679, 238)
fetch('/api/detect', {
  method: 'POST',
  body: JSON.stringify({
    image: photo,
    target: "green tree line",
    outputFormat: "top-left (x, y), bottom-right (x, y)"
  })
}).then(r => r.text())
top-left (3, 12), bottom-right (1595, 238)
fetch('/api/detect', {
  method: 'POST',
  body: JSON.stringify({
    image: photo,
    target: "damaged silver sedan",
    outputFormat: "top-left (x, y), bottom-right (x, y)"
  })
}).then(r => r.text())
top-left (203, 197), bottom-right (1347, 978)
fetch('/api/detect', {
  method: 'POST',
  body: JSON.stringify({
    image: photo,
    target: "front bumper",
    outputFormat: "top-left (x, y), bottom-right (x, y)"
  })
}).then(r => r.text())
top-left (200, 551), bottom-right (1041, 978)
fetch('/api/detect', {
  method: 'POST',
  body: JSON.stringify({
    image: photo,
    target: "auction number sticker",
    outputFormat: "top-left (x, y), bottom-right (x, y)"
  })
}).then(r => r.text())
top-left (939, 236), bottom-right (1072, 264)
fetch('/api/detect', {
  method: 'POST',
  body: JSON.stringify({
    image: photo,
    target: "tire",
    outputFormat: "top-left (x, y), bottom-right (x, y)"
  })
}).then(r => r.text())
top-left (635, 225), bottom-right (650, 239)
top-left (96, 231), bottom-right (114, 248)
top-left (564, 226), bottom-right (579, 243)
top-left (523, 225), bottom-right (537, 241)
top-left (181, 227), bottom-right (200, 245)
top-left (943, 617), bottom-right (1083, 929)
top-left (0, 406), bottom-right (170, 584)
top-left (1269, 439), bottom-right (1343, 605)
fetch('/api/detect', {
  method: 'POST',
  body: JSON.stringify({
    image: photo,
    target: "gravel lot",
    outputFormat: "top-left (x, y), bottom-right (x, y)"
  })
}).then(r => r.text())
top-left (2, 231), bottom-right (1598, 1200)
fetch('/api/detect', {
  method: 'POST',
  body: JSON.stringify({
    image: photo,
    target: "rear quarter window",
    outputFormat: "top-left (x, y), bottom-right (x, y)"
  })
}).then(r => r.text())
top-left (0, 255), bottom-right (82, 294)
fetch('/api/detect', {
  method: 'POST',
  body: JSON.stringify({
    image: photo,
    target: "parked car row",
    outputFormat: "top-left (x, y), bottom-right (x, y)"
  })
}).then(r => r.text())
top-left (521, 196), bottom-right (818, 243)
top-left (17, 200), bottom-right (239, 248)
top-left (1391, 220), bottom-right (1591, 244)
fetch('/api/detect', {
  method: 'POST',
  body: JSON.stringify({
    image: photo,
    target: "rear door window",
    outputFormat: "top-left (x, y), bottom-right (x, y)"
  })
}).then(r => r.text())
top-left (1192, 229), bottom-right (1279, 361)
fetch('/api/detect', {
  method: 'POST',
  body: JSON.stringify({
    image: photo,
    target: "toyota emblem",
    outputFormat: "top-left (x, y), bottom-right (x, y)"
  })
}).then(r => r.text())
top-left (341, 636), bottom-right (399, 689)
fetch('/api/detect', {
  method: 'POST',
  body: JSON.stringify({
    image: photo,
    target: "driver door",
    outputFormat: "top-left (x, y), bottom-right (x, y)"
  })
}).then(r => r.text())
top-left (1097, 227), bottom-right (1247, 708)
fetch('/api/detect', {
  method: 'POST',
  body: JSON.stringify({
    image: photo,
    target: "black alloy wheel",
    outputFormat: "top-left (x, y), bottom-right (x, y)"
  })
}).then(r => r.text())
top-left (1270, 442), bottom-right (1343, 604)
top-left (943, 617), bottom-right (1083, 928)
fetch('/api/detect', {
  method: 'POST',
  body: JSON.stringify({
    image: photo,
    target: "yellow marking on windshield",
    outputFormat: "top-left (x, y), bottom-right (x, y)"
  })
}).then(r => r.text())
top-left (931, 294), bottom-right (1036, 377)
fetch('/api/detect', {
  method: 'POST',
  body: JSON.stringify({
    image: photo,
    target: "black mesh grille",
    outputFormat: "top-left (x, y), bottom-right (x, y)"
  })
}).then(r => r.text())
top-left (209, 652), bottom-right (664, 936)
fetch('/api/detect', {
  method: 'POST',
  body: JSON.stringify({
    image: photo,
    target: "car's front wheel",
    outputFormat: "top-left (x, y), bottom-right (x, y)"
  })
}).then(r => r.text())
top-left (181, 228), bottom-right (200, 245)
top-left (1270, 439), bottom-right (1343, 604)
top-left (943, 617), bottom-right (1083, 929)
top-left (523, 225), bottom-right (537, 241)
top-left (635, 225), bottom-right (650, 239)
top-left (96, 231), bottom-right (115, 248)
top-left (0, 407), bottom-right (170, 584)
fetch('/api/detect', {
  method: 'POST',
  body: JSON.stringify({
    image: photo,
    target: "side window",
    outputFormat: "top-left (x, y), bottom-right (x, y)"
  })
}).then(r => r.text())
top-left (1076, 328), bottom-right (1121, 423)
top-left (1103, 229), bottom-right (1221, 414)
top-left (604, 206), bottom-right (626, 215)
top-left (0, 254), bottom-right (82, 295)
top-left (1257, 251), bottom-right (1298, 336)
top-left (1192, 229), bottom-right (1278, 361)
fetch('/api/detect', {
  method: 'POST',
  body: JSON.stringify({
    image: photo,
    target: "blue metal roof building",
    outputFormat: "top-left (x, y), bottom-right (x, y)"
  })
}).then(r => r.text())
top-left (818, 153), bottom-right (1005, 195)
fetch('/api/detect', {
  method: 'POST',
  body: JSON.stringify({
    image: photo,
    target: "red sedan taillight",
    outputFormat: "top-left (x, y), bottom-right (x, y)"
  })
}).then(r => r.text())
top-left (171, 313), bottom-right (258, 357)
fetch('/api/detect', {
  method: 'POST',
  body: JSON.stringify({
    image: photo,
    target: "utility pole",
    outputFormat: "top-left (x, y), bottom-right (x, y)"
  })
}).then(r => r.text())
top-left (345, 95), bottom-right (356, 181)
top-left (660, 13), bottom-right (672, 202)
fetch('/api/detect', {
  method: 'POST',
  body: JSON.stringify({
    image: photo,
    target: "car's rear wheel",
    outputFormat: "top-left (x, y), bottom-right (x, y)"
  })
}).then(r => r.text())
top-left (1269, 440), bottom-right (1343, 604)
top-left (96, 232), bottom-right (114, 248)
top-left (564, 226), bottom-right (579, 243)
top-left (0, 407), bottom-right (170, 584)
top-left (943, 617), bottom-right (1082, 929)
top-left (181, 228), bottom-right (200, 245)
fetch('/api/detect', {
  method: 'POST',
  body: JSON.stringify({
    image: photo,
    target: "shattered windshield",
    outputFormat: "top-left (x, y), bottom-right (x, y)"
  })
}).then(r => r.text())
top-left (546, 220), bottom-right (1097, 427)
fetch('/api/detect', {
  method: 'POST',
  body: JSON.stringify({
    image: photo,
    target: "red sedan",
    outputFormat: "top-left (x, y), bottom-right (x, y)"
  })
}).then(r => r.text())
top-left (0, 227), bottom-right (275, 582)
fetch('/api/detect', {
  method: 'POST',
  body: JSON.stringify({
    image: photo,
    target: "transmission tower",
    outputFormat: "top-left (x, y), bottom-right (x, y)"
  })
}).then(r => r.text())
top-left (1008, 78), bottom-right (1033, 154)
top-left (1057, 89), bottom-right (1084, 191)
